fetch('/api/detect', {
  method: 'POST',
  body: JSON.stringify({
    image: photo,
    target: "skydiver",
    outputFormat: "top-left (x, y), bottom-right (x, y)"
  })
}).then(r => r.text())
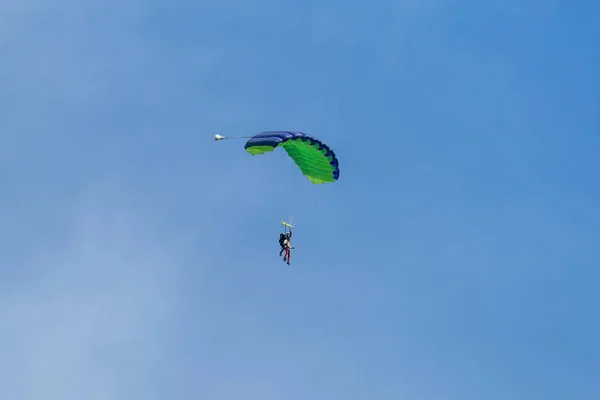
top-left (279, 233), bottom-right (286, 256)
top-left (282, 232), bottom-right (294, 265)
top-left (279, 231), bottom-right (292, 256)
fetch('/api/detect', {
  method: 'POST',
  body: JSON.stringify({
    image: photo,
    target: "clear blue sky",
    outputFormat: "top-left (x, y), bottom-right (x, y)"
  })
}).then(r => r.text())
top-left (1, 0), bottom-right (599, 399)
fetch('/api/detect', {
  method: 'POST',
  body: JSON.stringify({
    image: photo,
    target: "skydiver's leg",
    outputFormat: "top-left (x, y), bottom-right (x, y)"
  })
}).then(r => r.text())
top-left (284, 247), bottom-right (290, 262)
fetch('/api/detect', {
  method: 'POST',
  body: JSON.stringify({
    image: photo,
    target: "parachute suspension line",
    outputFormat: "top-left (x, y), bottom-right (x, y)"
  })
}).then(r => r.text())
top-left (290, 194), bottom-right (319, 228)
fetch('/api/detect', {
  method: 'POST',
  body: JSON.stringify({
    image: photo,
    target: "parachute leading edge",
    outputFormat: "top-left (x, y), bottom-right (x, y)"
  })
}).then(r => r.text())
top-left (244, 131), bottom-right (339, 184)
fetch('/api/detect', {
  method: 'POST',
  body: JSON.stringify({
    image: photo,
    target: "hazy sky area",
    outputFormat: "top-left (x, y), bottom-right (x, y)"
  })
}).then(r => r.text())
top-left (1, 0), bottom-right (599, 399)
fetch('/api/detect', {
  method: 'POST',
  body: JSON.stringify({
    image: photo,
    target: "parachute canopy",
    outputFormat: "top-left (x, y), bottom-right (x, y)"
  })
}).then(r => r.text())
top-left (244, 131), bottom-right (339, 184)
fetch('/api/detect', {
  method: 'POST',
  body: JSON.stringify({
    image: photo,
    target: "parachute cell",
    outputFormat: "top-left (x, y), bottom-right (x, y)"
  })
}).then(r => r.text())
top-left (244, 131), bottom-right (339, 184)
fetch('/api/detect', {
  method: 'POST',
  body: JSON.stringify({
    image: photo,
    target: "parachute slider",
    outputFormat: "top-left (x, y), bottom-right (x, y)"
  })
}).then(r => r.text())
top-left (281, 221), bottom-right (293, 229)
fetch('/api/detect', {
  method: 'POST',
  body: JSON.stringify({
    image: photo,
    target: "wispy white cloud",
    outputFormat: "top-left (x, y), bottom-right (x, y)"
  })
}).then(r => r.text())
top-left (0, 183), bottom-right (181, 400)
